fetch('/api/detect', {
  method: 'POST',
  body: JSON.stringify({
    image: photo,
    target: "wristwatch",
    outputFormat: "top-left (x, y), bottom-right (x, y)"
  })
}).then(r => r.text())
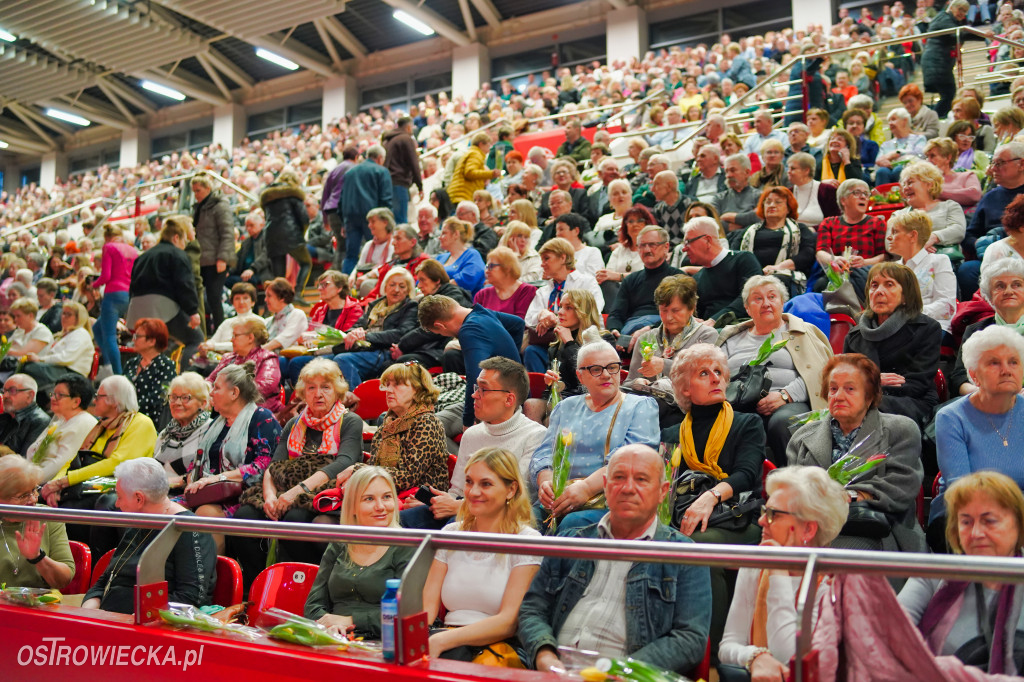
top-left (779, 389), bottom-right (792, 403)
top-left (27, 549), bottom-right (46, 565)
top-left (710, 489), bottom-right (723, 503)
top-left (218, 474), bottom-right (228, 482)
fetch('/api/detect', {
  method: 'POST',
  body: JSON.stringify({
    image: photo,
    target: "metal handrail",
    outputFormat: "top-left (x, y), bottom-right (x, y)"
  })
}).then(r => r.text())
top-left (7, 503), bottom-right (1024, 681)
top-left (420, 116), bottom-right (510, 159)
top-left (0, 196), bottom-right (115, 238)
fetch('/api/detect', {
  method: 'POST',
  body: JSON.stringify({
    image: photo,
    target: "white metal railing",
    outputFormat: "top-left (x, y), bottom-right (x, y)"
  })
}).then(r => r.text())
top-left (3, 504), bottom-right (1023, 681)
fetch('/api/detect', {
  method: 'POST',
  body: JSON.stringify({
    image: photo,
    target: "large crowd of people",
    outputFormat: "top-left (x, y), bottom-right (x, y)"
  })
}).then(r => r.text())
top-left (3, 0), bottom-right (1024, 677)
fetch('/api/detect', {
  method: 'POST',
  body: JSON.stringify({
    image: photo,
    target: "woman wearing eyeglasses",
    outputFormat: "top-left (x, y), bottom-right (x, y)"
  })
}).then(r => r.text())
top-left (154, 373), bottom-right (211, 491)
top-left (124, 318), bottom-right (177, 426)
top-left (529, 337), bottom-right (660, 530)
top-left (812, 179), bottom-right (888, 299)
top-left (207, 318), bottom-right (283, 415)
top-left (0, 457), bottom-right (74, 590)
top-left (26, 373), bottom-right (98, 484)
top-left (20, 301), bottom-right (95, 408)
top-left (718, 465), bottom-right (849, 682)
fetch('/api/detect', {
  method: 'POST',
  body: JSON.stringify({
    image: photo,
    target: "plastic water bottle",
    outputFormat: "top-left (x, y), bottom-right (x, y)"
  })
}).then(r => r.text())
top-left (381, 578), bottom-right (400, 662)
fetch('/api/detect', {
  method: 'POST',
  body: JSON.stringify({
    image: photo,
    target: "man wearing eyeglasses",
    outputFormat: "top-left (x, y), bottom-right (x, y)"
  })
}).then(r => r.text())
top-left (683, 217), bottom-right (762, 325)
top-left (958, 142), bottom-right (1024, 297)
top-left (606, 226), bottom-right (683, 338)
top-left (0, 375), bottom-right (48, 456)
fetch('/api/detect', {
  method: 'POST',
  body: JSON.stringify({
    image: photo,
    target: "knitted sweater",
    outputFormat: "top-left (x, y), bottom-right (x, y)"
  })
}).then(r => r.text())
top-left (451, 410), bottom-right (547, 496)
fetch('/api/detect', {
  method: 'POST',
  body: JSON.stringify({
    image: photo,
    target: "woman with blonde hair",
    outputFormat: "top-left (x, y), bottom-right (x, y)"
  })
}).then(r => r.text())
top-left (892, 160), bottom-right (967, 251)
top-left (436, 217), bottom-right (486, 293)
top-left (423, 447), bottom-right (540, 664)
top-left (449, 133), bottom-right (500, 203)
top-left (923, 137), bottom-right (982, 208)
top-left (304, 466), bottom-right (415, 637)
top-left (474, 246), bottom-right (538, 318)
top-left (498, 221), bottom-right (542, 281)
top-left (21, 300), bottom-right (94, 403)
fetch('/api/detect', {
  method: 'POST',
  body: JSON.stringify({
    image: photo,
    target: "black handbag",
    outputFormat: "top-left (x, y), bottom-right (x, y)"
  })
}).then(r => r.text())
top-left (841, 501), bottom-right (893, 539)
top-left (58, 451), bottom-right (107, 502)
top-left (672, 470), bottom-right (761, 532)
top-left (725, 363), bottom-right (772, 412)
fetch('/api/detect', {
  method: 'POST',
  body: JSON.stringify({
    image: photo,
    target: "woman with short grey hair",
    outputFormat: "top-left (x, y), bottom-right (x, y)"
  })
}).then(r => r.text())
top-left (154, 372), bottom-right (211, 490)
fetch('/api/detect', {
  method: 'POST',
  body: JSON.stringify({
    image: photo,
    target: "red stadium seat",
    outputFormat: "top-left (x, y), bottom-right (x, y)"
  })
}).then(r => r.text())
top-left (88, 350), bottom-right (101, 381)
top-left (212, 556), bottom-right (243, 607)
top-left (691, 639), bottom-right (711, 682)
top-left (935, 369), bottom-right (948, 403)
top-left (352, 378), bottom-right (388, 423)
top-left (527, 372), bottom-right (548, 400)
top-left (447, 453), bottom-right (457, 480)
top-left (89, 548), bottom-right (116, 588)
top-left (762, 459), bottom-right (777, 489)
top-left (246, 562), bottom-right (320, 623)
top-left (62, 541), bottom-right (91, 595)
top-left (932, 472), bottom-right (942, 498)
top-left (829, 313), bottom-right (857, 355)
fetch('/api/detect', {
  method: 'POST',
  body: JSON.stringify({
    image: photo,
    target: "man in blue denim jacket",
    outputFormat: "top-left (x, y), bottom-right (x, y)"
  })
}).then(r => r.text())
top-left (518, 444), bottom-right (711, 673)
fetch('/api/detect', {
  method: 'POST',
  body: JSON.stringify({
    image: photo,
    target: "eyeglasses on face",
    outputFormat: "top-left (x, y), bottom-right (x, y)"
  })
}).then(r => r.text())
top-left (638, 241), bottom-right (668, 251)
top-left (49, 391), bottom-right (71, 400)
top-left (0, 387), bottom-right (32, 397)
top-left (485, 262), bottom-right (501, 270)
top-left (683, 234), bottom-right (709, 246)
top-left (991, 158), bottom-right (1022, 169)
top-left (761, 505), bottom-right (796, 525)
top-left (11, 487), bottom-right (40, 504)
top-left (168, 394), bottom-right (195, 404)
top-left (579, 362), bottom-right (622, 377)
top-left (472, 385), bottom-right (512, 396)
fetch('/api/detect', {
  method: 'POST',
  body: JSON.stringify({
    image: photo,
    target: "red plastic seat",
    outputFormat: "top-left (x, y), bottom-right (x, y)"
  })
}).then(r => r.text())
top-left (527, 372), bottom-right (548, 400)
top-left (352, 378), bottom-right (388, 423)
top-left (762, 459), bottom-right (777, 489)
top-left (932, 472), bottom-right (942, 497)
top-left (88, 350), bottom-right (101, 381)
top-left (212, 556), bottom-right (243, 607)
top-left (89, 548), bottom-right (116, 588)
top-left (935, 369), bottom-right (948, 403)
top-left (62, 541), bottom-right (92, 594)
top-left (829, 313), bottom-right (857, 355)
top-left (447, 453), bottom-right (457, 480)
top-left (246, 562), bottom-right (320, 623)
top-left (690, 639), bottom-right (711, 682)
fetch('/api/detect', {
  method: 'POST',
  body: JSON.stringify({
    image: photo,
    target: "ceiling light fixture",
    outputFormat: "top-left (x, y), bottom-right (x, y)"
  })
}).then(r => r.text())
top-left (255, 47), bottom-right (298, 71)
top-left (393, 10), bottom-right (434, 36)
top-left (140, 80), bottom-right (186, 101)
top-left (45, 108), bottom-right (91, 126)
top-left (0, 29), bottom-right (15, 43)
top-left (0, 141), bottom-right (9, 149)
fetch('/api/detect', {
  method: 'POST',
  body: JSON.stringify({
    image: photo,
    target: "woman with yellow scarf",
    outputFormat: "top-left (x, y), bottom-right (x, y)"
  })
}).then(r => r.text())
top-left (816, 129), bottom-right (865, 187)
top-left (665, 343), bottom-right (767, 654)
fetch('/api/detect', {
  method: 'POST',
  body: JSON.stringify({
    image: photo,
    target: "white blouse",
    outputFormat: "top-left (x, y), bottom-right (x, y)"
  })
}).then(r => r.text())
top-left (902, 250), bottom-right (957, 333)
top-left (38, 327), bottom-right (94, 377)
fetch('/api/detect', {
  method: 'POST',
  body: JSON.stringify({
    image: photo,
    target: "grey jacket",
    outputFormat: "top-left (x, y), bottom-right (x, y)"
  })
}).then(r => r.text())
top-left (193, 190), bottom-right (237, 267)
top-left (787, 408), bottom-right (926, 553)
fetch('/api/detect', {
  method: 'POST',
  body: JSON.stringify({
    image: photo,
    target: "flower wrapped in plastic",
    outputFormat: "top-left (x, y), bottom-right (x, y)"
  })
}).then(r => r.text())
top-left (258, 608), bottom-right (377, 650)
top-left (639, 337), bottom-right (658, 363)
top-left (827, 447), bottom-right (888, 488)
top-left (546, 428), bottom-right (575, 532)
top-left (0, 586), bottom-right (62, 607)
top-left (159, 603), bottom-right (261, 640)
top-left (30, 426), bottom-right (59, 467)
top-left (748, 332), bottom-right (788, 367)
top-left (658, 443), bottom-right (681, 526)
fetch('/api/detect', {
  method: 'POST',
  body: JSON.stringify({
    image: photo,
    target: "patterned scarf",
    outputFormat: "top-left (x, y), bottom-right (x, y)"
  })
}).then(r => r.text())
top-left (81, 411), bottom-right (136, 458)
top-left (194, 401), bottom-right (259, 480)
top-left (366, 298), bottom-right (401, 331)
top-left (286, 401), bottom-right (347, 459)
top-left (657, 318), bottom-right (703, 361)
top-left (159, 411), bottom-right (210, 450)
top-left (268, 304), bottom-right (295, 338)
top-left (372, 403), bottom-right (432, 469)
top-left (678, 401), bottom-right (734, 479)
top-left (547, 279), bottom-right (566, 312)
top-left (739, 218), bottom-right (802, 266)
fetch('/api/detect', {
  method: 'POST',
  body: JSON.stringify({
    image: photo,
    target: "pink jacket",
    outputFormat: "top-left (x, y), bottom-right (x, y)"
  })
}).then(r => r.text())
top-left (208, 346), bottom-right (283, 415)
top-left (95, 241), bottom-right (138, 294)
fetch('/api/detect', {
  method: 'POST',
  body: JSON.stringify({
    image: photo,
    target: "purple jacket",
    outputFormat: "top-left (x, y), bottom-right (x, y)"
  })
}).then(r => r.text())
top-left (321, 159), bottom-right (356, 220)
top-left (208, 346), bottom-right (283, 415)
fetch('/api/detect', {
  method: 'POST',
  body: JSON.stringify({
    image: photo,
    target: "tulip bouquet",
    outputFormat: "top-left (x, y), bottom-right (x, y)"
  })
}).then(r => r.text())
top-left (639, 337), bottom-right (658, 363)
top-left (658, 444), bottom-right (681, 526)
top-left (547, 428), bottom-right (575, 532)
top-left (825, 246), bottom-right (855, 292)
top-left (0, 335), bottom-right (11, 365)
top-left (827, 445), bottom-right (888, 488)
top-left (30, 426), bottom-right (59, 467)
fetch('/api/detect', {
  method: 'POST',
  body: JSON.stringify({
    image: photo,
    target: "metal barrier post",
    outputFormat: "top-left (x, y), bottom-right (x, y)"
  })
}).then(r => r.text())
top-left (133, 518), bottom-right (181, 625)
top-left (397, 535), bottom-right (434, 664)
top-left (794, 554), bottom-right (820, 682)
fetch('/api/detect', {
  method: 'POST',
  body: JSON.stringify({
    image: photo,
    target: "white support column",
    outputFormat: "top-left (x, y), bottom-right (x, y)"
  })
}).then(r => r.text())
top-left (213, 104), bottom-right (245, 151)
top-left (39, 152), bottom-right (68, 191)
top-left (452, 43), bottom-right (490, 103)
top-left (120, 128), bottom-right (151, 168)
top-left (322, 74), bottom-right (358, 124)
top-left (606, 6), bottom-right (648, 67)
top-left (791, 0), bottom-right (833, 32)
top-left (2, 163), bottom-right (20, 194)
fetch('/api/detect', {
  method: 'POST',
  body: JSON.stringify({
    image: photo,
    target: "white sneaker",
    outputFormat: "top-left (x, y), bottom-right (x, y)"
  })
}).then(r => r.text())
top-left (95, 364), bottom-right (114, 382)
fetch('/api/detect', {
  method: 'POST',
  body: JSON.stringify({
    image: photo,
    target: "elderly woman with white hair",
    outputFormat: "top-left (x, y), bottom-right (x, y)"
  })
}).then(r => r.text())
top-left (874, 107), bottom-right (928, 185)
top-left (952, 258), bottom-right (1024, 396)
top-left (154, 372), bottom-right (211, 490)
top-left (82, 458), bottom-right (217, 614)
top-left (529, 336), bottom-right (660, 530)
top-left (719, 466), bottom-right (850, 681)
top-left (891, 161), bottom-right (967, 253)
top-left (884, 210), bottom-right (958, 334)
top-left (718, 276), bottom-right (834, 463)
top-left (933, 326), bottom-right (1024, 532)
top-left (665, 343), bottom-right (767, 651)
top-left (813, 179), bottom-right (889, 298)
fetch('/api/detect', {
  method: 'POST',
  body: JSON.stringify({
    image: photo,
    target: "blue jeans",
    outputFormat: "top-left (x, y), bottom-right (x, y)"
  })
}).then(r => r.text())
top-left (522, 344), bottom-right (549, 373)
top-left (284, 354), bottom-right (317, 387)
top-left (874, 166), bottom-right (901, 186)
top-left (399, 504), bottom-right (452, 530)
top-left (392, 185), bottom-right (410, 224)
top-left (957, 259), bottom-right (982, 300)
top-left (968, 0), bottom-right (991, 23)
top-left (341, 216), bottom-right (371, 274)
top-left (96, 290), bottom-right (130, 373)
top-left (620, 314), bottom-right (663, 336)
top-left (333, 350), bottom-right (389, 389)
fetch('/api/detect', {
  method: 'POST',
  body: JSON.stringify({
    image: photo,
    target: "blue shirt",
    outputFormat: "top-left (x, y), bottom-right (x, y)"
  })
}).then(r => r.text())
top-left (458, 305), bottom-right (525, 427)
top-left (437, 248), bottom-right (485, 293)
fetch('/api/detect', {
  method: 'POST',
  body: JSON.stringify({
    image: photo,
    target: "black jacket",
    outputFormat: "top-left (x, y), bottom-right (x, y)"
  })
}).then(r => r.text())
top-left (472, 222), bottom-right (499, 261)
top-left (333, 297), bottom-right (419, 352)
top-left (38, 304), bottom-right (62, 335)
top-left (129, 241), bottom-right (200, 316)
top-left (232, 231), bottom-right (273, 283)
top-left (661, 405), bottom-right (766, 496)
top-left (539, 187), bottom-right (593, 224)
top-left (683, 170), bottom-right (728, 200)
top-left (843, 313), bottom-right (942, 426)
top-left (0, 404), bottom-right (50, 456)
top-left (922, 11), bottom-right (965, 88)
top-left (260, 184), bottom-right (308, 257)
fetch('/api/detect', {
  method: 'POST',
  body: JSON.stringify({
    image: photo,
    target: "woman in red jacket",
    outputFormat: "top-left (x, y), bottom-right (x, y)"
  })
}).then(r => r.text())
top-left (284, 270), bottom-right (363, 386)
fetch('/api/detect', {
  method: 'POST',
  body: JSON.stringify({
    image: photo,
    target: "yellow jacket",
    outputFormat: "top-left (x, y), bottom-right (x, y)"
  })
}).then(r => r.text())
top-left (447, 146), bottom-right (492, 203)
top-left (64, 412), bottom-right (158, 485)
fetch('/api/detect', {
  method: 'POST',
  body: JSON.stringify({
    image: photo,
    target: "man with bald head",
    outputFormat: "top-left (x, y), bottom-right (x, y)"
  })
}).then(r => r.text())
top-left (519, 444), bottom-right (711, 674)
top-left (633, 153), bottom-right (672, 207)
top-left (684, 144), bottom-right (727, 202)
top-left (651, 170), bottom-right (691, 245)
top-left (742, 110), bottom-right (787, 158)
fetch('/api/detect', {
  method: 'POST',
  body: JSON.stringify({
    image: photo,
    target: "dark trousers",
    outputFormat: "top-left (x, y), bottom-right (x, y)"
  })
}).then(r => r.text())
top-left (930, 79), bottom-right (957, 118)
top-left (326, 212), bottom-right (346, 270)
top-left (62, 492), bottom-right (121, 559)
top-left (200, 265), bottom-right (228, 334)
top-left (230, 504), bottom-right (321, 590)
top-left (166, 310), bottom-right (205, 366)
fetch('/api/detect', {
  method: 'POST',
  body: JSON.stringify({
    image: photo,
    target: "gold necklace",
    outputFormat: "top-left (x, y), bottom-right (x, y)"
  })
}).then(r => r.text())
top-left (102, 529), bottom-right (155, 600)
top-left (982, 409), bottom-right (1014, 447)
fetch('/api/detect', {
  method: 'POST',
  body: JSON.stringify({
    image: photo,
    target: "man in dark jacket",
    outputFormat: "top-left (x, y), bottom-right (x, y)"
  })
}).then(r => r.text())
top-left (191, 176), bottom-right (237, 333)
top-left (922, 0), bottom-right (968, 118)
top-left (341, 145), bottom-right (393, 274)
top-left (128, 218), bottom-right (204, 362)
top-left (382, 117), bottom-right (422, 224)
top-left (556, 120), bottom-right (592, 164)
top-left (227, 211), bottom-right (273, 291)
top-left (321, 146), bottom-right (360, 269)
top-left (35, 278), bottom-right (63, 334)
top-left (606, 226), bottom-right (683, 335)
top-left (0, 375), bottom-right (49, 456)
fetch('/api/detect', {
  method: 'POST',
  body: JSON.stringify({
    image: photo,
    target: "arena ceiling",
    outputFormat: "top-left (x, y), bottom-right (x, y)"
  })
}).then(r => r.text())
top-left (0, 0), bottom-right (623, 155)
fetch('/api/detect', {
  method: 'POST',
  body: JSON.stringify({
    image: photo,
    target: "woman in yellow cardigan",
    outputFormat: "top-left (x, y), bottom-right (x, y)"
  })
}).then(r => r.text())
top-left (447, 133), bottom-right (500, 203)
top-left (40, 375), bottom-right (157, 556)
